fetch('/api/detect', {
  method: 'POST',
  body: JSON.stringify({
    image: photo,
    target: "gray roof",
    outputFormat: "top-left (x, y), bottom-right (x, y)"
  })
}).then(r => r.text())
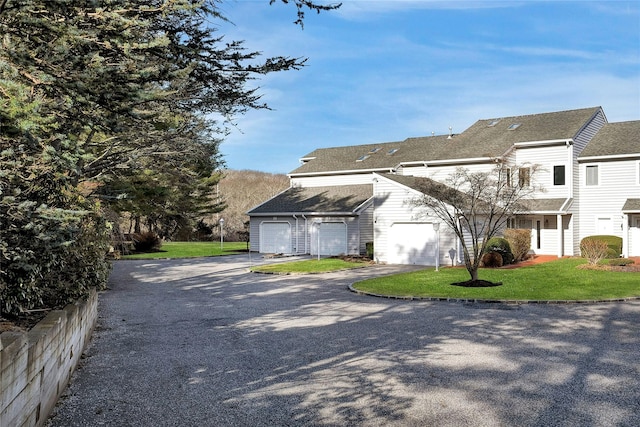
top-left (248, 185), bottom-right (372, 215)
top-left (520, 198), bottom-right (571, 213)
top-left (290, 107), bottom-right (603, 175)
top-left (622, 199), bottom-right (640, 213)
top-left (579, 121), bottom-right (640, 158)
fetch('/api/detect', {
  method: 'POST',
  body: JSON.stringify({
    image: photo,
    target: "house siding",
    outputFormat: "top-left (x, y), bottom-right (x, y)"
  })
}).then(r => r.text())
top-left (373, 176), bottom-right (457, 265)
top-left (578, 158), bottom-right (639, 254)
top-left (514, 144), bottom-right (572, 200)
top-left (290, 173), bottom-right (375, 188)
top-left (359, 202), bottom-right (374, 254)
top-left (571, 110), bottom-right (607, 254)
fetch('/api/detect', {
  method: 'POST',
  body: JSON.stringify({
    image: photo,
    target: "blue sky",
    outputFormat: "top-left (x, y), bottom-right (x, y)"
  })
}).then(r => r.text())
top-left (216, 1), bottom-right (640, 174)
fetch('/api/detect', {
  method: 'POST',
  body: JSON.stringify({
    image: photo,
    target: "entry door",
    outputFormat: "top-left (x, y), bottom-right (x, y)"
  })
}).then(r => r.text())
top-left (632, 217), bottom-right (640, 256)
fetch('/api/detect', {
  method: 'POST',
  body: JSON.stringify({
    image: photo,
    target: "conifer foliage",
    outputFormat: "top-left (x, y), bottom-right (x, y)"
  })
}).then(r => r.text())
top-left (0, 0), bottom-right (338, 315)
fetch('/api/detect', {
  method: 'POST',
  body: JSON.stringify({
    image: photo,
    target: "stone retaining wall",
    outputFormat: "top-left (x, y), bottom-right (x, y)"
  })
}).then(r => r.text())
top-left (0, 289), bottom-right (98, 427)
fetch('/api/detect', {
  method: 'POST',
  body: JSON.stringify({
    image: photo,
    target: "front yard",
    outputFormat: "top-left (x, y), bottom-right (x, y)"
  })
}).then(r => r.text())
top-left (352, 258), bottom-right (640, 301)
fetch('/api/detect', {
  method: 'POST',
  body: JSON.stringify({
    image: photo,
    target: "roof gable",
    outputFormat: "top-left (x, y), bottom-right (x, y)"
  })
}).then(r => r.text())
top-left (579, 121), bottom-right (640, 158)
top-left (247, 185), bottom-right (373, 215)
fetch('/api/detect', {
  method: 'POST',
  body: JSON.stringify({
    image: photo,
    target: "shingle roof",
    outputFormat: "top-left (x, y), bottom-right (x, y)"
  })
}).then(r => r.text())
top-left (622, 199), bottom-right (640, 213)
top-left (579, 121), bottom-right (640, 158)
top-left (381, 174), bottom-right (571, 214)
top-left (247, 185), bottom-right (373, 215)
top-left (290, 107), bottom-right (603, 175)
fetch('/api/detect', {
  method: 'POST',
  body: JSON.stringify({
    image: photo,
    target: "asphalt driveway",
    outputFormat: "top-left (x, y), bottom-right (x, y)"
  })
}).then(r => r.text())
top-left (47, 255), bottom-right (640, 426)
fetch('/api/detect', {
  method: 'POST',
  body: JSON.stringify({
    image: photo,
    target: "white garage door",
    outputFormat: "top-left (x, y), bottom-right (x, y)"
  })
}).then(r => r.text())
top-left (312, 222), bottom-right (347, 256)
top-left (388, 223), bottom-right (437, 265)
top-left (260, 222), bottom-right (291, 254)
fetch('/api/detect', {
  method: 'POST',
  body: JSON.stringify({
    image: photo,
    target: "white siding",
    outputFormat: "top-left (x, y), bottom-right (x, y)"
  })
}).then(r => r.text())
top-left (290, 173), bottom-right (375, 188)
top-left (373, 176), bottom-right (457, 265)
top-left (578, 159), bottom-right (637, 247)
top-left (359, 202), bottom-right (374, 254)
top-left (514, 145), bottom-right (572, 199)
top-left (571, 110), bottom-right (607, 254)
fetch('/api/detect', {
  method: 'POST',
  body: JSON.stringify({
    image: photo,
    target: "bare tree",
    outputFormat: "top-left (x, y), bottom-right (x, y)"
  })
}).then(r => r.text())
top-left (412, 164), bottom-right (540, 285)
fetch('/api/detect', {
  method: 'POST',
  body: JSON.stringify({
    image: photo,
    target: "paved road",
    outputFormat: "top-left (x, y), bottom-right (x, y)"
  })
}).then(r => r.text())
top-left (47, 255), bottom-right (640, 426)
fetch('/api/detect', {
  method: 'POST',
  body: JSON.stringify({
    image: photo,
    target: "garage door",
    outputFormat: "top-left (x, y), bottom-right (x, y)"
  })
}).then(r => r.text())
top-left (312, 222), bottom-right (347, 256)
top-left (260, 222), bottom-right (291, 254)
top-left (388, 223), bottom-right (437, 265)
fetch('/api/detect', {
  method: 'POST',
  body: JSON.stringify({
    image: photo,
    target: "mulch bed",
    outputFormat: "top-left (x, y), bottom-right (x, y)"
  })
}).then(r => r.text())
top-left (450, 280), bottom-right (503, 288)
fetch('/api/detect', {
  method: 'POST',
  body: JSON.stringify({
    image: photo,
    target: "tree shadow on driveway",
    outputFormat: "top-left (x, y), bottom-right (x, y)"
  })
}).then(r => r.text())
top-left (48, 257), bottom-right (640, 427)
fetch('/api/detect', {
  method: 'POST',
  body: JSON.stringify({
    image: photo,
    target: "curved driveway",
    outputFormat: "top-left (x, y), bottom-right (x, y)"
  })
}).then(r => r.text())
top-left (47, 255), bottom-right (640, 426)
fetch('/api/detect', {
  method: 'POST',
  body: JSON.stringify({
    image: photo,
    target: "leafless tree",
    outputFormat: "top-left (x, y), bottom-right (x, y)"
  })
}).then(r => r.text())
top-left (411, 164), bottom-right (540, 285)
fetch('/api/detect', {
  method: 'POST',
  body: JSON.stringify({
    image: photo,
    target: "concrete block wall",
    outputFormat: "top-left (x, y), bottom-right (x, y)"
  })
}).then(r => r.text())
top-left (0, 289), bottom-right (98, 427)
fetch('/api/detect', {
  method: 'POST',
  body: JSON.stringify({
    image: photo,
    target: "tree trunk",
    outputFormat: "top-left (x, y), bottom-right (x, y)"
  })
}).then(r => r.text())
top-left (468, 267), bottom-right (479, 282)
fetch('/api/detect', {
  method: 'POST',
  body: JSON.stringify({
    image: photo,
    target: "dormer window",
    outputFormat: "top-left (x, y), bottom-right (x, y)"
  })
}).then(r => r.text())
top-left (508, 123), bottom-right (522, 130)
top-left (356, 154), bottom-right (370, 162)
top-left (488, 119), bottom-right (501, 127)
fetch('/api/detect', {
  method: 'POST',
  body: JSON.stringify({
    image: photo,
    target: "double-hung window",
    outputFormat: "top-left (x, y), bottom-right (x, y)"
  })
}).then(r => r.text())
top-left (586, 165), bottom-right (598, 186)
top-left (553, 165), bottom-right (566, 186)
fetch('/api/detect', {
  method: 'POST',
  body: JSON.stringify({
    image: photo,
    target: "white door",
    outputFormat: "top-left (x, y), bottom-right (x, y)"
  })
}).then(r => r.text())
top-left (388, 223), bottom-right (437, 265)
top-left (260, 222), bottom-right (291, 254)
top-left (632, 217), bottom-right (640, 256)
top-left (312, 222), bottom-right (347, 256)
top-left (597, 217), bottom-right (613, 235)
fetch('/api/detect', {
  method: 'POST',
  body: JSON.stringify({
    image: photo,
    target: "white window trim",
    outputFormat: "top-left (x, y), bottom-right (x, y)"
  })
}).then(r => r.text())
top-left (552, 164), bottom-right (567, 186)
top-left (585, 164), bottom-right (599, 186)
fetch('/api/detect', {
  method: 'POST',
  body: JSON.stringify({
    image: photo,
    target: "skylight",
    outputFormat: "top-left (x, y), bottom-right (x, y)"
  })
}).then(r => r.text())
top-left (488, 119), bottom-right (501, 127)
top-left (508, 123), bottom-right (522, 130)
top-left (356, 154), bottom-right (370, 162)
top-left (387, 148), bottom-right (399, 155)
top-left (369, 147), bottom-right (382, 154)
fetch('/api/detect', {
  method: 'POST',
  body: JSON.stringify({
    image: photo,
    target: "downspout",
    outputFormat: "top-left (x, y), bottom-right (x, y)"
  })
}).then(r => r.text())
top-left (301, 215), bottom-right (308, 254)
top-left (293, 215), bottom-right (299, 254)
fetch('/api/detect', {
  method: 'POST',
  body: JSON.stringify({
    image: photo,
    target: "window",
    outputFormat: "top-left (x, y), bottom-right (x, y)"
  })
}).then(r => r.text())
top-left (505, 168), bottom-right (513, 187)
top-left (518, 167), bottom-right (531, 187)
top-left (356, 154), bottom-right (370, 162)
top-left (586, 165), bottom-right (598, 186)
top-left (508, 123), bottom-right (521, 130)
top-left (369, 147), bottom-right (381, 154)
top-left (488, 119), bottom-right (501, 127)
top-left (387, 148), bottom-right (399, 155)
top-left (553, 165), bottom-right (566, 186)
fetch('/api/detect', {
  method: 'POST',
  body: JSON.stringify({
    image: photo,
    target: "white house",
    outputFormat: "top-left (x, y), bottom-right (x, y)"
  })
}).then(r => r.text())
top-left (248, 106), bottom-right (640, 265)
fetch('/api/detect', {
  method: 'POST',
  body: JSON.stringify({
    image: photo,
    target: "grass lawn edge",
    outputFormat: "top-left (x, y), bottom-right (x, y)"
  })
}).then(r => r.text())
top-left (347, 283), bottom-right (640, 304)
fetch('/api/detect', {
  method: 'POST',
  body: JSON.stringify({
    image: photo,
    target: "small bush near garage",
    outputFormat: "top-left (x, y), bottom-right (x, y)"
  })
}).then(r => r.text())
top-left (365, 242), bottom-right (374, 259)
top-left (504, 229), bottom-right (531, 262)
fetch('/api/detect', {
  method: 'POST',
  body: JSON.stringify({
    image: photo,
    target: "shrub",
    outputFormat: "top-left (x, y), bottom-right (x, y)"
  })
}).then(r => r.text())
top-left (580, 238), bottom-right (609, 265)
top-left (366, 242), bottom-right (374, 259)
top-left (581, 235), bottom-right (622, 259)
top-left (481, 251), bottom-right (503, 268)
top-left (609, 258), bottom-right (635, 267)
top-left (504, 229), bottom-right (531, 262)
top-left (485, 237), bottom-right (514, 265)
top-left (132, 231), bottom-right (162, 252)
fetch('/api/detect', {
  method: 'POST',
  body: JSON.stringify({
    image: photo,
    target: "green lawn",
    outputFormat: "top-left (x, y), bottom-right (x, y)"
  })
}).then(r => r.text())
top-left (251, 258), bottom-right (371, 274)
top-left (353, 258), bottom-right (640, 301)
top-left (121, 241), bottom-right (247, 259)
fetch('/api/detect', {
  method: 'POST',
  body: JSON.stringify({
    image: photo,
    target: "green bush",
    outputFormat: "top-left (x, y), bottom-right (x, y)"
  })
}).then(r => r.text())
top-left (366, 242), bottom-right (374, 259)
top-left (609, 258), bottom-right (635, 267)
top-left (581, 235), bottom-right (622, 259)
top-left (132, 231), bottom-right (162, 252)
top-left (486, 237), bottom-right (514, 264)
